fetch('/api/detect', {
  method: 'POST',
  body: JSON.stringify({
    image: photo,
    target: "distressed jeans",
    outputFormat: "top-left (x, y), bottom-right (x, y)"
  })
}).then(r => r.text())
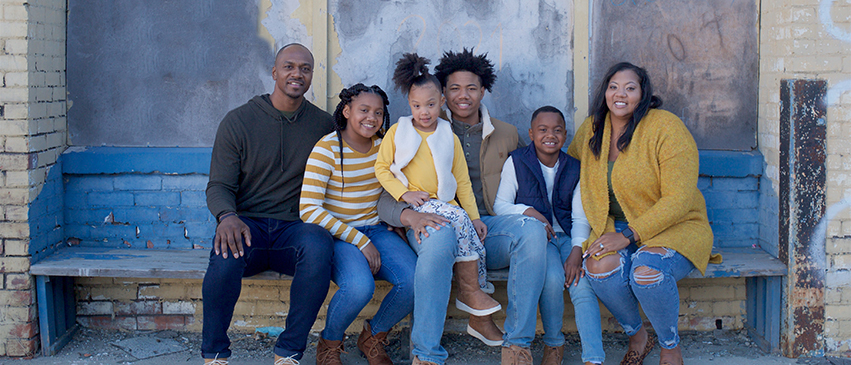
top-left (540, 232), bottom-right (605, 363)
top-left (322, 223), bottom-right (416, 341)
top-left (201, 217), bottom-right (333, 360)
top-left (584, 221), bottom-right (695, 349)
top-left (406, 213), bottom-right (547, 363)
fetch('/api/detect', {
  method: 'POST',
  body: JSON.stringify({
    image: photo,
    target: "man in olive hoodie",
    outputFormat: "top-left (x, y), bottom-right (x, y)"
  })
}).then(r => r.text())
top-left (203, 44), bottom-right (335, 365)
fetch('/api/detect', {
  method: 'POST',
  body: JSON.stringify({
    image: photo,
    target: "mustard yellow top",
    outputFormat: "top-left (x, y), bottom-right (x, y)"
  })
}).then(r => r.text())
top-left (567, 109), bottom-right (721, 275)
top-left (375, 123), bottom-right (480, 220)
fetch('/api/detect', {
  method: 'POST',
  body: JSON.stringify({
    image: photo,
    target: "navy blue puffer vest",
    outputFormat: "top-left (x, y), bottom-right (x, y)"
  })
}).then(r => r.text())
top-left (510, 143), bottom-right (581, 232)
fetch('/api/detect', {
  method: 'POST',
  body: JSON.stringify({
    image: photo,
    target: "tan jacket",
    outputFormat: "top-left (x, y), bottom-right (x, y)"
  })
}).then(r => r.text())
top-left (441, 104), bottom-right (520, 216)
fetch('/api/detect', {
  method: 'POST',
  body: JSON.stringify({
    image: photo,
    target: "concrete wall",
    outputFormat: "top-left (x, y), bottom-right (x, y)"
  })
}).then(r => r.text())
top-left (0, 0), bottom-right (67, 357)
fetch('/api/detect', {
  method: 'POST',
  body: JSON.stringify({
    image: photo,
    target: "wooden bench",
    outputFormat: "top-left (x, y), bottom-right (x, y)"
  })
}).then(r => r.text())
top-left (30, 246), bottom-right (786, 356)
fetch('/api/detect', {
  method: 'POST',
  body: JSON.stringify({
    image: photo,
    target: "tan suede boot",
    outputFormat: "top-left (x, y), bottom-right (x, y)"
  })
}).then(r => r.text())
top-left (316, 337), bottom-right (344, 365)
top-left (541, 345), bottom-right (564, 365)
top-left (501, 345), bottom-right (533, 365)
top-left (454, 261), bottom-right (501, 315)
top-left (356, 321), bottom-right (393, 365)
top-left (412, 356), bottom-right (438, 365)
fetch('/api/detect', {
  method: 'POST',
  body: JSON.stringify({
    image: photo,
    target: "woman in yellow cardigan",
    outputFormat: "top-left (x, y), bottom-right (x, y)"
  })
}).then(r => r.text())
top-left (567, 62), bottom-right (720, 365)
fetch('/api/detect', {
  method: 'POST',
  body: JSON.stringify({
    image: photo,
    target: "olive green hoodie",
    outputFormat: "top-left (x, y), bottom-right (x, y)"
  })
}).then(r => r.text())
top-left (206, 94), bottom-right (334, 222)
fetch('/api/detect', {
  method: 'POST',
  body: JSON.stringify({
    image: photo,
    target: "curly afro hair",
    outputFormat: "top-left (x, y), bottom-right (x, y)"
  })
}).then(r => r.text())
top-left (434, 48), bottom-right (497, 92)
top-left (392, 53), bottom-right (441, 95)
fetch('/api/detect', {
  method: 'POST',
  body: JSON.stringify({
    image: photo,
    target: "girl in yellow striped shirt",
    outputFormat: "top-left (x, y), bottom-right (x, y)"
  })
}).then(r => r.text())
top-left (299, 84), bottom-right (416, 365)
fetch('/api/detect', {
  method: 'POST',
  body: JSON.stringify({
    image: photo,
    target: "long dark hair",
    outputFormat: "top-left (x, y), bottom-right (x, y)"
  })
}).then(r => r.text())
top-left (331, 83), bottom-right (390, 180)
top-left (588, 62), bottom-right (662, 157)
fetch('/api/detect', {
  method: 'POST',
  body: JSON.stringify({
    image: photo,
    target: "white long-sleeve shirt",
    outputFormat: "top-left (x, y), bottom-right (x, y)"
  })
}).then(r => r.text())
top-left (493, 156), bottom-right (591, 248)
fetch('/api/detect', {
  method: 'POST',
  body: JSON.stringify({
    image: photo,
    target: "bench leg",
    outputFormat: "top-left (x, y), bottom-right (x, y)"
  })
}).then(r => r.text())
top-left (746, 276), bottom-right (782, 352)
top-left (36, 276), bottom-right (78, 356)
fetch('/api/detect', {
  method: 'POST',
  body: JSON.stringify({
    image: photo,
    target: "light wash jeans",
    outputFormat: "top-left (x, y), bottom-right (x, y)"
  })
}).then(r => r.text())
top-left (322, 223), bottom-right (417, 341)
top-left (584, 221), bottom-right (695, 349)
top-left (540, 232), bottom-right (605, 363)
top-left (406, 213), bottom-right (548, 364)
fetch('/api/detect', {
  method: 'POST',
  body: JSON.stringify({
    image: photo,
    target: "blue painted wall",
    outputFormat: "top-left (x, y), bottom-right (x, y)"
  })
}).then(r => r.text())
top-left (28, 162), bottom-right (65, 262)
top-left (62, 148), bottom-right (214, 250)
top-left (56, 147), bottom-right (765, 251)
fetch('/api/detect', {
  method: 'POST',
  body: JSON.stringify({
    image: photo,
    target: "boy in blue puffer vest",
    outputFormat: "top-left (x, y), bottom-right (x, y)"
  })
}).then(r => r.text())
top-left (493, 106), bottom-right (604, 365)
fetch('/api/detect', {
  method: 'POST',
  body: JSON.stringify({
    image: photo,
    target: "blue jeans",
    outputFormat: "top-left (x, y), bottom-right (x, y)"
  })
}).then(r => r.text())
top-left (540, 232), bottom-right (605, 363)
top-left (479, 214), bottom-right (548, 348)
top-left (406, 224), bottom-right (456, 364)
top-left (407, 214), bottom-right (547, 364)
top-left (584, 221), bottom-right (695, 349)
top-left (322, 223), bottom-right (416, 341)
top-left (201, 217), bottom-right (333, 360)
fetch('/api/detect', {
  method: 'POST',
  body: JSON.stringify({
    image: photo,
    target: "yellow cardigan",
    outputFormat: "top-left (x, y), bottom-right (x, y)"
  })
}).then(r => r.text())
top-left (567, 109), bottom-right (721, 275)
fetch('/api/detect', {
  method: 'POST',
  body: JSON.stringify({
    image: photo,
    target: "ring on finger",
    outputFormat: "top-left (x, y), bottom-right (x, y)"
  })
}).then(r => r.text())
top-left (599, 243), bottom-right (604, 249)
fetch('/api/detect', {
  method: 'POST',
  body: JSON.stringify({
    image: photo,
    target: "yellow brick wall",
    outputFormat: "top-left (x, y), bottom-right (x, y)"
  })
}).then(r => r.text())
top-left (73, 277), bottom-right (746, 338)
top-left (0, 0), bottom-right (67, 356)
top-left (759, 0), bottom-right (851, 356)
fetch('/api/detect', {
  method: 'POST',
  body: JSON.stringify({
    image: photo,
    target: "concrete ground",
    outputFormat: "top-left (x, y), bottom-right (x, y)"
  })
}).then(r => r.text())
top-left (1, 327), bottom-right (849, 365)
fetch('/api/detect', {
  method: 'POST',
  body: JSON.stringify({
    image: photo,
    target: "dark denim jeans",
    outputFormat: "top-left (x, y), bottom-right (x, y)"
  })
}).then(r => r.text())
top-left (201, 216), bottom-right (333, 360)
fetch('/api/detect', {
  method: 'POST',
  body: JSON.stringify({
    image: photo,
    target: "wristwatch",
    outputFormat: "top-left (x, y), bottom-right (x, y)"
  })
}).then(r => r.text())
top-left (622, 227), bottom-right (638, 245)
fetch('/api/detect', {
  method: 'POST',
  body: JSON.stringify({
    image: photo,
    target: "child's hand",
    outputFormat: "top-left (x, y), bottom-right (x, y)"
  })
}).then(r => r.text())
top-left (472, 219), bottom-right (488, 240)
top-left (564, 246), bottom-right (584, 288)
top-left (401, 191), bottom-right (430, 207)
top-left (523, 207), bottom-right (555, 239)
top-left (361, 243), bottom-right (382, 275)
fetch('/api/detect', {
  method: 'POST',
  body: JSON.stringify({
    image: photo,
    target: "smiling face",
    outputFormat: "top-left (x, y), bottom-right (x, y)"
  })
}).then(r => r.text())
top-left (529, 111), bottom-right (567, 157)
top-left (444, 71), bottom-right (484, 125)
top-left (272, 45), bottom-right (314, 100)
top-left (605, 69), bottom-right (642, 124)
top-left (342, 92), bottom-right (384, 141)
top-left (407, 82), bottom-right (445, 132)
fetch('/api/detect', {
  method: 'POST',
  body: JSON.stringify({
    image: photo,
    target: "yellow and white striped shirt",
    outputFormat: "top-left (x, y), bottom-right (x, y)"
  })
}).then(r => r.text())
top-left (299, 132), bottom-right (383, 249)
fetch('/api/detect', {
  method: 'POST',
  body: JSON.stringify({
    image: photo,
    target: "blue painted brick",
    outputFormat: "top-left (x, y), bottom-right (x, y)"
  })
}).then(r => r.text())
top-left (65, 191), bottom-right (87, 209)
top-left (113, 175), bottom-right (163, 191)
top-left (711, 177), bottom-right (758, 192)
top-left (159, 207), bottom-right (213, 223)
top-left (707, 209), bottom-right (758, 224)
top-left (64, 176), bottom-right (114, 192)
top-left (113, 207), bottom-right (162, 223)
top-left (65, 224), bottom-right (95, 239)
top-left (93, 224), bottom-right (139, 239)
top-left (713, 239), bottom-right (755, 248)
top-left (135, 192), bottom-right (180, 207)
top-left (184, 221), bottom-right (216, 239)
top-left (710, 222), bottom-right (758, 240)
top-left (65, 208), bottom-right (115, 224)
top-left (137, 223), bottom-right (186, 239)
top-left (697, 177), bottom-right (712, 191)
top-left (163, 175), bottom-right (209, 191)
top-left (180, 191), bottom-right (207, 207)
top-left (703, 191), bottom-right (758, 210)
top-left (87, 192), bottom-right (135, 207)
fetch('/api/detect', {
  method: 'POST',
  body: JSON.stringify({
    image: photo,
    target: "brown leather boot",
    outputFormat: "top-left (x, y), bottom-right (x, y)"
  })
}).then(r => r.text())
top-left (454, 261), bottom-right (501, 315)
top-left (541, 344), bottom-right (564, 365)
top-left (357, 321), bottom-right (393, 365)
top-left (501, 345), bottom-right (533, 365)
top-left (316, 337), bottom-right (344, 365)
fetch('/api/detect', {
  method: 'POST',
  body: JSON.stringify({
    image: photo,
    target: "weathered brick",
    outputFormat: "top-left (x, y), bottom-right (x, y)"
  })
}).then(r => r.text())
top-left (162, 301), bottom-right (195, 315)
top-left (0, 222), bottom-right (29, 239)
top-left (76, 301), bottom-right (113, 316)
top-left (137, 315), bottom-right (186, 330)
top-left (826, 305), bottom-right (851, 321)
top-left (4, 273), bottom-right (31, 290)
top-left (77, 316), bottom-right (137, 331)
top-left (1, 306), bottom-right (35, 322)
top-left (138, 283), bottom-right (186, 300)
top-left (4, 336), bottom-right (37, 357)
top-left (0, 256), bottom-right (29, 273)
top-left (0, 321), bottom-right (36, 338)
top-left (113, 175), bottom-right (162, 191)
top-left (87, 284), bottom-right (138, 301)
top-left (115, 300), bottom-right (161, 316)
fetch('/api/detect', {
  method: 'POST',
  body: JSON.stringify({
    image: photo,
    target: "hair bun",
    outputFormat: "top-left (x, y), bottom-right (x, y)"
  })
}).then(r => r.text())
top-left (393, 53), bottom-right (431, 94)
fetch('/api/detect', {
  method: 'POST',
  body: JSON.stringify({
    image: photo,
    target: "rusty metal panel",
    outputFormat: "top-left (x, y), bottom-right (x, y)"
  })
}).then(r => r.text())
top-left (779, 79), bottom-right (827, 357)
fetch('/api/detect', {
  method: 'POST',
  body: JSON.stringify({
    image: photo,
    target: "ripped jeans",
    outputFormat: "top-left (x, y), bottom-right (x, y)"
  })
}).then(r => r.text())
top-left (583, 221), bottom-right (695, 349)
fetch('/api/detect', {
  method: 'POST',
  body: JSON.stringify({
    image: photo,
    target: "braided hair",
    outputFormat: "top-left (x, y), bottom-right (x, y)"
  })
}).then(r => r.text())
top-left (392, 53), bottom-right (441, 95)
top-left (331, 83), bottom-right (390, 182)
